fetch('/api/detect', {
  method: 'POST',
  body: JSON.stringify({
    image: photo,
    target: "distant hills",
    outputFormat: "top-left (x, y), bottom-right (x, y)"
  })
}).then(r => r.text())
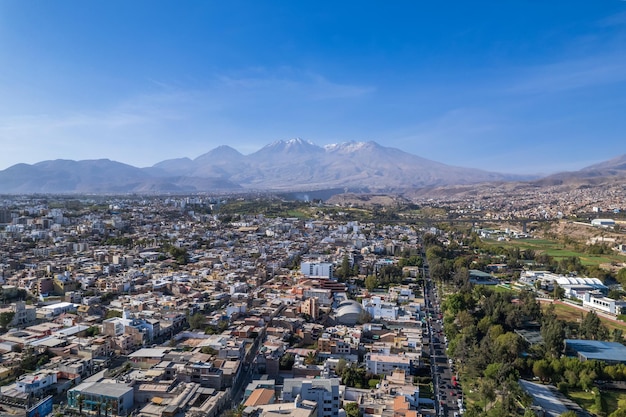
top-left (0, 139), bottom-right (621, 194)
top-left (531, 154), bottom-right (626, 187)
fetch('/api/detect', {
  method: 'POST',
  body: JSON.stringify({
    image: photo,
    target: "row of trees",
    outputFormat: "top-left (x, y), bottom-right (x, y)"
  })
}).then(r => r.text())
top-left (422, 227), bottom-right (626, 417)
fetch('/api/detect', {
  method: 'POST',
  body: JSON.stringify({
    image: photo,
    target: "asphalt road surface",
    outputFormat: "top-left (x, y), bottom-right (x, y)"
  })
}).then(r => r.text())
top-left (424, 267), bottom-right (464, 416)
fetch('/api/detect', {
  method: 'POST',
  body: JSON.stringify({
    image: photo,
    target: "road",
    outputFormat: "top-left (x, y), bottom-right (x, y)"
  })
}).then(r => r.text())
top-left (423, 263), bottom-right (464, 416)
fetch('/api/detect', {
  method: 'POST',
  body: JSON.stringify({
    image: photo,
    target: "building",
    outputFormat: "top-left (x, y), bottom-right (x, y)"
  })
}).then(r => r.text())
top-left (300, 262), bottom-right (333, 279)
top-left (334, 300), bottom-right (364, 326)
top-left (103, 310), bottom-right (160, 347)
top-left (15, 370), bottom-right (57, 395)
top-left (282, 378), bottom-right (340, 417)
top-left (244, 388), bottom-right (276, 407)
top-left (300, 298), bottom-right (319, 320)
top-left (362, 297), bottom-right (398, 321)
top-left (38, 302), bottom-right (77, 318)
top-left (468, 270), bottom-right (499, 285)
top-left (0, 301), bottom-right (36, 327)
top-left (565, 339), bottom-right (626, 364)
top-left (591, 218), bottom-right (616, 227)
top-left (67, 381), bottom-right (134, 416)
top-left (365, 353), bottom-right (412, 376)
top-left (128, 347), bottom-right (169, 369)
top-left (582, 293), bottom-right (626, 315)
top-left (302, 288), bottom-right (332, 306)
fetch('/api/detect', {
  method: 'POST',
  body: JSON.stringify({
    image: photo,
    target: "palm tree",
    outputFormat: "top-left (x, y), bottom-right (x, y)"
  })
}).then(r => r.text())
top-left (95, 399), bottom-right (102, 417)
top-left (304, 351), bottom-right (316, 365)
top-left (104, 400), bottom-right (112, 417)
top-left (76, 394), bottom-right (84, 415)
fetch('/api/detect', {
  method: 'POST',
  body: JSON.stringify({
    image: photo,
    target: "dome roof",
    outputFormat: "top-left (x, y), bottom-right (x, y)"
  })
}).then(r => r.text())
top-left (335, 300), bottom-right (364, 325)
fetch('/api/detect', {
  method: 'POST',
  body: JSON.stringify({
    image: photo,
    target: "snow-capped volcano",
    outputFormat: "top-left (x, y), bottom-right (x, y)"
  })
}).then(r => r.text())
top-left (0, 138), bottom-right (529, 193)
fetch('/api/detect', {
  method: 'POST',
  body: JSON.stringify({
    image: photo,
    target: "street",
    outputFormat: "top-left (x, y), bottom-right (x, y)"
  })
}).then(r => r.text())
top-left (423, 263), bottom-right (464, 416)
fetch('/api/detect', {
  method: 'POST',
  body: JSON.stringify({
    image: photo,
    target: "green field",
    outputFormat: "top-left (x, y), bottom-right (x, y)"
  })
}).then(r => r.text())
top-left (483, 238), bottom-right (625, 266)
top-left (567, 389), bottom-right (626, 415)
top-left (567, 390), bottom-right (599, 415)
top-left (541, 302), bottom-right (626, 333)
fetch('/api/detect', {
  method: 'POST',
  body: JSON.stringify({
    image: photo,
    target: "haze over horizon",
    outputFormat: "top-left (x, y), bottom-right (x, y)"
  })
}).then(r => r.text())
top-left (1, 1), bottom-right (626, 175)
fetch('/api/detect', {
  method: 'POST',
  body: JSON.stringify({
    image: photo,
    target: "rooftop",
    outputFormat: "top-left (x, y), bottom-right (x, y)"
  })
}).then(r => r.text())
top-left (565, 339), bottom-right (626, 363)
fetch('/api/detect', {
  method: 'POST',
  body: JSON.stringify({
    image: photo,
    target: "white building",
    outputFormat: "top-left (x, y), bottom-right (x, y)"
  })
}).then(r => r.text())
top-left (300, 262), bottom-right (334, 279)
top-left (16, 370), bottom-right (57, 394)
top-left (591, 218), bottom-right (616, 227)
top-left (365, 353), bottom-right (412, 376)
top-left (583, 293), bottom-right (626, 315)
top-left (282, 378), bottom-right (340, 417)
top-left (38, 302), bottom-right (77, 318)
top-left (362, 296), bottom-right (398, 321)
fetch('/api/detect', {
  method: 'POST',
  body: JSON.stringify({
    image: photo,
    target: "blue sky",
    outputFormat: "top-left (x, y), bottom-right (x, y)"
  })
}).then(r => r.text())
top-left (1, 1), bottom-right (625, 175)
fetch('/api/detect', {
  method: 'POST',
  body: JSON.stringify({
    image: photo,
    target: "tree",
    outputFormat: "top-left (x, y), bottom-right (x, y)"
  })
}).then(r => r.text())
top-left (341, 364), bottom-right (367, 388)
top-left (0, 311), bottom-right (15, 329)
top-left (335, 358), bottom-right (348, 376)
top-left (552, 283), bottom-right (565, 300)
top-left (201, 346), bottom-right (218, 355)
top-left (188, 313), bottom-right (206, 330)
top-left (344, 402), bottom-right (360, 417)
top-left (365, 275), bottom-right (378, 292)
top-left (85, 326), bottom-right (100, 337)
top-left (533, 359), bottom-right (552, 382)
top-left (337, 254), bottom-right (351, 280)
top-left (524, 409), bottom-right (538, 417)
top-left (580, 311), bottom-right (608, 341)
top-left (542, 304), bottom-right (565, 358)
top-left (279, 353), bottom-right (295, 370)
top-left (617, 268), bottom-right (626, 286)
top-left (76, 394), bottom-right (84, 415)
top-left (105, 310), bottom-right (123, 319)
top-left (304, 351), bottom-right (316, 365)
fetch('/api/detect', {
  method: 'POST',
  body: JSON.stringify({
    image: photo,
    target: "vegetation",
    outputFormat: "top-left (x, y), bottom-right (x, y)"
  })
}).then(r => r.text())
top-left (422, 225), bottom-right (626, 416)
top-left (188, 313), bottom-right (206, 330)
top-left (0, 311), bottom-right (15, 329)
top-left (105, 309), bottom-right (123, 319)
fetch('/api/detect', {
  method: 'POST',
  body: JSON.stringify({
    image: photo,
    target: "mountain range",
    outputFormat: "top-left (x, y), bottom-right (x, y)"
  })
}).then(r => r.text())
top-left (0, 138), bottom-right (623, 194)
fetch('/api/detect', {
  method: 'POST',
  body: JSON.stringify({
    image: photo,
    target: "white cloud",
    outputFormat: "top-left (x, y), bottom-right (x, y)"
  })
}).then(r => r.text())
top-left (0, 68), bottom-right (375, 169)
top-left (506, 53), bottom-right (626, 95)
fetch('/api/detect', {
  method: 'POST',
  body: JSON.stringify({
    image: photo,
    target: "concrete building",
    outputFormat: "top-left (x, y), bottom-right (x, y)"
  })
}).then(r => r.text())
top-left (15, 370), bottom-right (57, 395)
top-left (300, 262), bottom-right (333, 279)
top-left (334, 300), bottom-right (364, 326)
top-left (582, 292), bottom-right (626, 315)
top-left (565, 339), bottom-right (626, 364)
top-left (282, 378), bottom-right (340, 417)
top-left (591, 218), bottom-right (616, 227)
top-left (67, 381), bottom-right (134, 416)
top-left (365, 353), bottom-right (412, 376)
top-left (362, 296), bottom-right (398, 321)
top-left (300, 297), bottom-right (319, 320)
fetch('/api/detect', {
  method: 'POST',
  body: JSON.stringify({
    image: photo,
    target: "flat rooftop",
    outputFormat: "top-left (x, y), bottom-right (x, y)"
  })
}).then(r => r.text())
top-left (565, 339), bottom-right (626, 363)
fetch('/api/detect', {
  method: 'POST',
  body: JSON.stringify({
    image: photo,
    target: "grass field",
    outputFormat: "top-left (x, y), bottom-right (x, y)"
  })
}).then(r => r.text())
top-left (604, 390), bottom-right (626, 413)
top-left (567, 389), bottom-right (626, 416)
top-left (541, 302), bottom-right (626, 333)
top-left (567, 390), bottom-right (598, 415)
top-left (492, 284), bottom-right (516, 294)
top-left (483, 237), bottom-right (625, 266)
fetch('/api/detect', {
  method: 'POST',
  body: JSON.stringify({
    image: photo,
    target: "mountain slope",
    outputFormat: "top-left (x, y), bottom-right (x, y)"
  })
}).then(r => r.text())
top-left (533, 154), bottom-right (626, 186)
top-left (214, 139), bottom-right (523, 190)
top-left (0, 139), bottom-right (536, 193)
top-left (0, 159), bottom-right (239, 193)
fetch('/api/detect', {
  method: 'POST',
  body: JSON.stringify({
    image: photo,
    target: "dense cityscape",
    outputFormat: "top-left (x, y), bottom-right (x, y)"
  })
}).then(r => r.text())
top-left (0, 193), bottom-right (624, 417)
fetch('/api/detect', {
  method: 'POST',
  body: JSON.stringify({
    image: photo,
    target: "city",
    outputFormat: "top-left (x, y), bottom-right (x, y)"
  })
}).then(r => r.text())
top-left (0, 194), bottom-right (624, 417)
